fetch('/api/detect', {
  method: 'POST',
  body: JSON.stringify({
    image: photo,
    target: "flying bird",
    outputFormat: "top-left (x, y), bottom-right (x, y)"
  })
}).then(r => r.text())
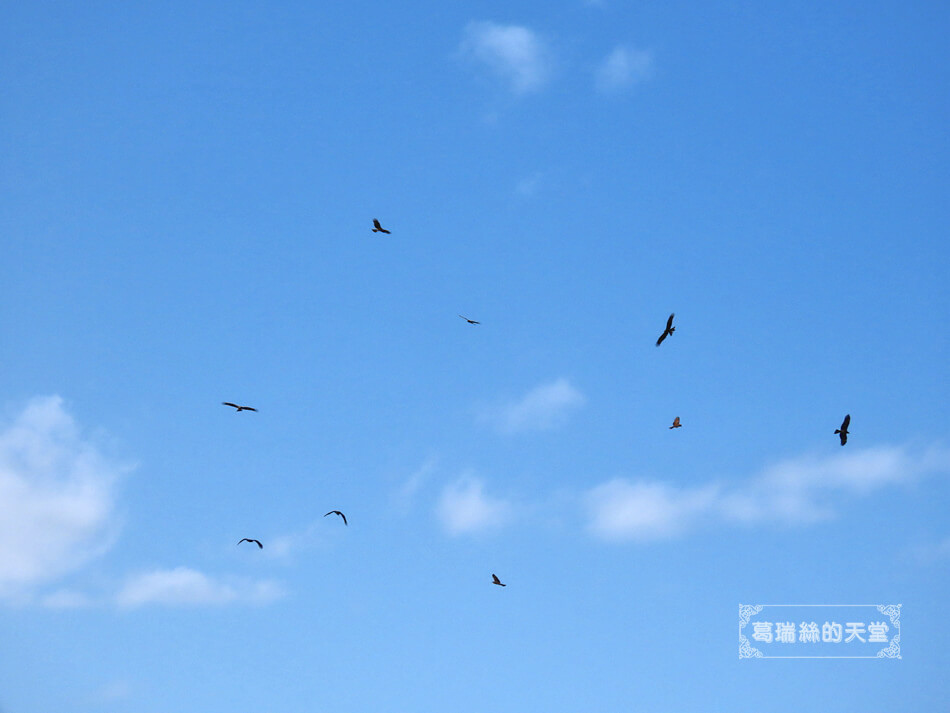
top-left (222, 402), bottom-right (257, 412)
top-left (324, 510), bottom-right (348, 526)
top-left (835, 414), bottom-right (850, 446)
top-left (458, 315), bottom-right (480, 325)
top-left (656, 313), bottom-right (676, 346)
top-left (372, 219), bottom-right (391, 234)
top-left (237, 538), bottom-right (263, 549)
top-left (669, 417), bottom-right (682, 429)
top-left (492, 573), bottom-right (506, 587)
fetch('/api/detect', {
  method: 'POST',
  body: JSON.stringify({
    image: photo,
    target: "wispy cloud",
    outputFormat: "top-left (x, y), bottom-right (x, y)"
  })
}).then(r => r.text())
top-left (394, 456), bottom-right (438, 514)
top-left (116, 567), bottom-right (283, 608)
top-left (595, 46), bottom-right (654, 92)
top-left (483, 378), bottom-right (585, 434)
top-left (437, 476), bottom-right (512, 535)
top-left (459, 21), bottom-right (551, 94)
top-left (0, 396), bottom-right (129, 599)
top-left (40, 589), bottom-right (92, 609)
top-left (587, 445), bottom-right (950, 541)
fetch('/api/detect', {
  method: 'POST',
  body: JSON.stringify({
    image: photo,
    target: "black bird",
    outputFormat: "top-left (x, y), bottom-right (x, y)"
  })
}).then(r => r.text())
top-left (222, 402), bottom-right (257, 412)
top-left (492, 573), bottom-right (506, 587)
top-left (835, 414), bottom-right (850, 446)
top-left (238, 538), bottom-right (263, 549)
top-left (372, 219), bottom-right (391, 234)
top-left (656, 313), bottom-right (676, 346)
top-left (669, 416), bottom-right (682, 429)
top-left (458, 314), bottom-right (480, 325)
top-left (324, 510), bottom-right (348, 526)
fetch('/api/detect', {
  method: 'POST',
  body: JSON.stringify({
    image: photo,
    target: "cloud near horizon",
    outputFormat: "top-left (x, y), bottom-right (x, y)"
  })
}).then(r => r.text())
top-left (0, 396), bottom-right (129, 600)
top-left (459, 21), bottom-right (551, 93)
top-left (484, 378), bottom-right (585, 434)
top-left (587, 444), bottom-right (950, 541)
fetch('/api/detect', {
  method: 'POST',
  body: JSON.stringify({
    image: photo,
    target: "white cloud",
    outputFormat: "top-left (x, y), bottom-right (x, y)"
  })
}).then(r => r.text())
top-left (437, 476), bottom-right (512, 535)
top-left (459, 21), bottom-right (551, 93)
top-left (0, 396), bottom-right (128, 599)
top-left (595, 46), bottom-right (654, 92)
top-left (485, 378), bottom-right (585, 434)
top-left (586, 445), bottom-right (950, 541)
top-left (587, 479), bottom-right (720, 540)
top-left (116, 566), bottom-right (283, 608)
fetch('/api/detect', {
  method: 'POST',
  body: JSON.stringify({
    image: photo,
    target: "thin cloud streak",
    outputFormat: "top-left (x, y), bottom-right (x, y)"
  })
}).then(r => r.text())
top-left (116, 567), bottom-right (284, 608)
top-left (587, 444), bottom-right (950, 540)
top-left (484, 378), bottom-right (585, 434)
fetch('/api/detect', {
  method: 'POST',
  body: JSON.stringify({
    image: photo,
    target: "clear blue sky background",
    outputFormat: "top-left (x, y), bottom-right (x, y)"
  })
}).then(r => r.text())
top-left (1, 1), bottom-right (948, 711)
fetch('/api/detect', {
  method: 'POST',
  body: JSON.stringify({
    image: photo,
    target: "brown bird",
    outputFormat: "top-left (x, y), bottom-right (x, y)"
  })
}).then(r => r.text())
top-left (656, 313), bottom-right (676, 346)
top-left (372, 219), bottom-right (391, 234)
top-left (324, 510), bottom-right (347, 526)
top-left (237, 538), bottom-right (263, 549)
top-left (669, 416), bottom-right (682, 429)
top-left (222, 402), bottom-right (257, 412)
top-left (835, 414), bottom-right (850, 446)
top-left (492, 573), bottom-right (506, 587)
top-left (458, 314), bottom-right (480, 325)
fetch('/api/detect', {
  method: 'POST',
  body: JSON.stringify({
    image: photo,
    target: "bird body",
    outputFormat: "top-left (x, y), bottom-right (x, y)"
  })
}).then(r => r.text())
top-left (835, 414), bottom-right (850, 445)
top-left (238, 538), bottom-right (263, 549)
top-left (670, 417), bottom-right (682, 429)
top-left (656, 313), bottom-right (676, 346)
top-left (492, 574), bottom-right (506, 587)
top-left (222, 402), bottom-right (257, 412)
top-left (372, 219), bottom-right (391, 234)
top-left (324, 510), bottom-right (348, 525)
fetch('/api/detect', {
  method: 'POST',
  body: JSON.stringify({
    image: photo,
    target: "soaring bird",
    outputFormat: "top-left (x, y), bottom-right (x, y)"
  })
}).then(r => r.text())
top-left (324, 510), bottom-right (348, 526)
top-left (835, 414), bottom-right (850, 446)
top-left (492, 573), bottom-right (506, 587)
top-left (222, 402), bottom-right (257, 412)
top-left (458, 314), bottom-right (480, 325)
top-left (656, 313), bottom-right (676, 346)
top-left (238, 538), bottom-right (263, 549)
top-left (372, 219), bottom-right (391, 234)
top-left (669, 416), bottom-right (682, 429)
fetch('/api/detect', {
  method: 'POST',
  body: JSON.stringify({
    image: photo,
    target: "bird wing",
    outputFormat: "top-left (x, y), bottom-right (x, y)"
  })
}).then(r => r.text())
top-left (243, 407), bottom-right (258, 412)
top-left (254, 540), bottom-right (263, 548)
top-left (839, 431), bottom-right (848, 446)
top-left (492, 574), bottom-right (501, 584)
top-left (666, 313), bottom-right (675, 330)
top-left (373, 219), bottom-right (382, 229)
top-left (223, 402), bottom-right (239, 409)
top-left (673, 417), bottom-right (680, 427)
top-left (841, 414), bottom-right (850, 430)
top-left (656, 331), bottom-right (668, 346)
top-left (324, 511), bottom-right (334, 517)
top-left (340, 513), bottom-right (347, 525)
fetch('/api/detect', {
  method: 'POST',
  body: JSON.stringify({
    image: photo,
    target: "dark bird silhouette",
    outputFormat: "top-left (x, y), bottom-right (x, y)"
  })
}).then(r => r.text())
top-left (835, 414), bottom-right (850, 446)
top-left (324, 510), bottom-right (347, 526)
top-left (670, 416), bottom-right (682, 429)
top-left (656, 313), bottom-right (676, 346)
top-left (222, 402), bottom-right (257, 412)
top-left (458, 315), bottom-right (480, 325)
top-left (492, 573), bottom-right (506, 587)
top-left (372, 219), bottom-right (391, 234)
top-left (238, 538), bottom-right (263, 549)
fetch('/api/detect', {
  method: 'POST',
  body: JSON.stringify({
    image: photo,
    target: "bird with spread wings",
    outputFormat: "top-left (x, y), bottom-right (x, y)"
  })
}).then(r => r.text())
top-left (222, 402), bottom-right (257, 412)
top-left (238, 538), bottom-right (263, 549)
top-left (324, 510), bottom-right (348, 525)
top-left (371, 219), bottom-right (391, 234)
top-left (656, 313), bottom-right (676, 346)
top-left (835, 414), bottom-right (850, 446)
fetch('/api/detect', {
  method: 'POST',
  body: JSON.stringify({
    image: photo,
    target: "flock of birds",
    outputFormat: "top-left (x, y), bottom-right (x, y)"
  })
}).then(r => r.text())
top-left (228, 219), bottom-right (852, 587)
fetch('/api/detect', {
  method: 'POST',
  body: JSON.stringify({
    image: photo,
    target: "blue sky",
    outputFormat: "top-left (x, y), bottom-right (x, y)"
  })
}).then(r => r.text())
top-left (1, 1), bottom-right (948, 710)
